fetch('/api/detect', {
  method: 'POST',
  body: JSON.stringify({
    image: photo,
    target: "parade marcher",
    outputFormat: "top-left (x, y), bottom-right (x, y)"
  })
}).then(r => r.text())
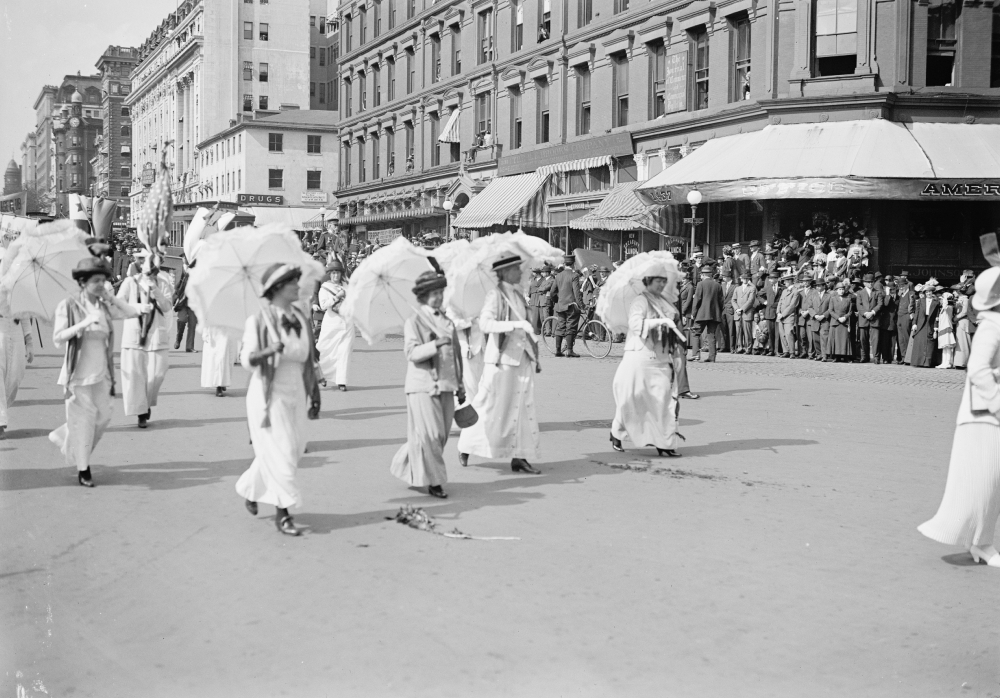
top-left (856, 273), bottom-right (884, 363)
top-left (910, 281), bottom-right (941, 368)
top-left (0, 309), bottom-right (34, 440)
top-left (117, 251), bottom-right (174, 428)
top-left (173, 255), bottom-right (198, 353)
top-left (609, 264), bottom-right (684, 457)
top-left (390, 270), bottom-right (464, 499)
top-left (777, 273), bottom-right (800, 358)
top-left (937, 292), bottom-right (956, 369)
top-left (549, 254), bottom-right (583, 358)
top-left (458, 254), bottom-right (543, 473)
top-left (49, 257), bottom-right (140, 487)
top-left (690, 264), bottom-right (723, 362)
top-left (828, 282), bottom-right (854, 362)
top-left (316, 259), bottom-right (355, 391)
top-left (236, 263), bottom-right (322, 537)
top-left (733, 272), bottom-right (756, 354)
top-left (201, 325), bottom-right (241, 397)
top-left (919, 255), bottom-right (1000, 567)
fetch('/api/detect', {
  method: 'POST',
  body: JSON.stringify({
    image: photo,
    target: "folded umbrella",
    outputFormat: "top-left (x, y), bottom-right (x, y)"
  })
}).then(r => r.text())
top-left (0, 220), bottom-right (91, 321)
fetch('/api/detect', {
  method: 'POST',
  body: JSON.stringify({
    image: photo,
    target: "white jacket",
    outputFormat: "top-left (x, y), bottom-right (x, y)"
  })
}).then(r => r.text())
top-left (957, 311), bottom-right (1000, 426)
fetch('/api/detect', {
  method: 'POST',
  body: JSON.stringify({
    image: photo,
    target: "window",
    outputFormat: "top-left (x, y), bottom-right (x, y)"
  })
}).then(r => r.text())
top-left (650, 41), bottom-right (666, 118)
top-left (121, 106), bottom-right (130, 116)
top-left (330, 80), bottom-right (337, 109)
top-left (343, 141), bottom-right (352, 185)
top-left (372, 132), bottom-right (381, 177)
top-left (243, 93), bottom-right (253, 111)
top-left (319, 48), bottom-right (326, 65)
top-left (814, 0), bottom-right (857, 76)
top-left (926, 1), bottom-right (957, 86)
top-left (310, 15), bottom-right (316, 26)
top-left (359, 138), bottom-right (367, 182)
top-left (311, 46), bottom-right (316, 59)
top-left (307, 135), bottom-right (322, 154)
top-left (374, 0), bottom-right (381, 37)
top-left (576, 65), bottom-right (591, 135)
top-left (307, 170), bottom-right (322, 189)
top-left (259, 95), bottom-right (269, 109)
top-left (405, 121), bottom-right (415, 164)
top-left (406, 49), bottom-right (415, 93)
top-left (359, 7), bottom-right (367, 44)
top-left (510, 86), bottom-right (522, 148)
top-left (431, 34), bottom-right (441, 83)
top-left (386, 128), bottom-right (396, 173)
top-left (373, 64), bottom-right (382, 105)
top-left (993, 10), bottom-right (1000, 87)
top-left (311, 81), bottom-right (317, 96)
top-left (243, 61), bottom-right (253, 80)
top-left (260, 62), bottom-right (269, 82)
top-left (344, 15), bottom-right (352, 52)
top-left (121, 145), bottom-right (131, 156)
top-left (578, 0), bottom-right (592, 28)
top-left (387, 57), bottom-right (396, 100)
top-left (319, 82), bottom-right (326, 103)
top-left (475, 91), bottom-right (492, 136)
top-left (389, 0), bottom-right (396, 29)
top-left (538, 0), bottom-right (551, 41)
top-left (121, 186), bottom-right (130, 197)
top-left (535, 78), bottom-right (549, 143)
top-left (244, 22), bottom-right (253, 39)
top-left (478, 9), bottom-right (494, 63)
top-left (452, 26), bottom-right (462, 74)
top-left (260, 23), bottom-right (269, 40)
top-left (430, 112), bottom-right (441, 166)
top-left (269, 133), bottom-right (283, 152)
top-left (269, 168), bottom-right (283, 188)
top-left (120, 166), bottom-right (129, 177)
top-left (344, 77), bottom-right (352, 115)
top-left (690, 27), bottom-right (709, 110)
top-left (612, 53), bottom-right (629, 126)
top-left (614, 0), bottom-right (628, 13)
top-left (72, 174), bottom-right (81, 187)
top-left (319, 19), bottom-right (326, 33)
top-left (407, 0), bottom-right (416, 19)
top-left (731, 16), bottom-right (751, 101)
top-left (359, 71), bottom-right (367, 110)
top-left (121, 125), bottom-right (131, 136)
top-left (512, 0), bottom-right (524, 51)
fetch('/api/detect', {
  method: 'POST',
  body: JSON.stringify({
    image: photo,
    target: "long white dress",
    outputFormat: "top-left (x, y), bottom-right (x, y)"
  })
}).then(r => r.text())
top-left (446, 309), bottom-right (485, 404)
top-left (117, 272), bottom-right (174, 416)
top-left (0, 316), bottom-right (30, 428)
top-left (200, 325), bottom-right (240, 388)
top-left (457, 284), bottom-right (540, 461)
top-left (317, 281), bottom-right (354, 386)
top-left (235, 306), bottom-right (311, 509)
top-left (611, 293), bottom-right (681, 450)
top-left (919, 311), bottom-right (1000, 548)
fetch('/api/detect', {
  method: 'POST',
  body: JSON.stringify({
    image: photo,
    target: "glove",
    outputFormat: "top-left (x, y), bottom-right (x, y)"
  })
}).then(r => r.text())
top-left (516, 320), bottom-right (534, 333)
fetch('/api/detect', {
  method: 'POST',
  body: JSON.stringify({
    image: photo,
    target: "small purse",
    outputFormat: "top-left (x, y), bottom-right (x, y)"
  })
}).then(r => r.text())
top-left (450, 325), bottom-right (478, 428)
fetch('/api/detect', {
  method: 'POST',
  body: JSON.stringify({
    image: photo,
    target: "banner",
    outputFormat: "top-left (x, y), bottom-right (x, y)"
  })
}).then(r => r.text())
top-left (91, 198), bottom-right (119, 242)
top-left (67, 194), bottom-right (92, 234)
top-left (0, 215), bottom-right (39, 247)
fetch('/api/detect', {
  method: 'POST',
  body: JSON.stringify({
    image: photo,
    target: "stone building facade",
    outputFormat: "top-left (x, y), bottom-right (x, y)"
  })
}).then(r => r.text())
top-left (94, 46), bottom-right (139, 223)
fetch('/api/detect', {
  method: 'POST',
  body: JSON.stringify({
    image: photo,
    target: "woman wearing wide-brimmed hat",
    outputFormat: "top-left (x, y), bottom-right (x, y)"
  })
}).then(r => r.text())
top-left (390, 269), bottom-right (465, 498)
top-left (49, 257), bottom-right (140, 487)
top-left (919, 247), bottom-right (1000, 567)
top-left (316, 259), bottom-right (355, 391)
top-left (936, 291), bottom-right (957, 369)
top-left (910, 279), bottom-right (941, 367)
top-left (236, 263), bottom-right (321, 536)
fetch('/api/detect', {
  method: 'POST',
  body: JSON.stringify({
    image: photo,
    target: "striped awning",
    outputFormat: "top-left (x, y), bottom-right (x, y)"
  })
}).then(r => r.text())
top-left (570, 182), bottom-right (662, 233)
top-left (537, 156), bottom-right (612, 178)
top-left (452, 173), bottom-right (548, 229)
top-left (438, 108), bottom-right (461, 143)
top-left (338, 206), bottom-right (443, 225)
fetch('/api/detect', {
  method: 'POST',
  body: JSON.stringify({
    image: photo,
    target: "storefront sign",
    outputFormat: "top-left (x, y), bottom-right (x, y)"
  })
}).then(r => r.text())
top-left (664, 51), bottom-right (687, 115)
top-left (141, 163), bottom-right (155, 187)
top-left (301, 192), bottom-right (328, 203)
top-left (498, 133), bottom-right (634, 177)
top-left (623, 232), bottom-right (641, 259)
top-left (368, 228), bottom-right (403, 244)
top-left (0, 192), bottom-right (25, 215)
top-left (237, 194), bottom-right (285, 206)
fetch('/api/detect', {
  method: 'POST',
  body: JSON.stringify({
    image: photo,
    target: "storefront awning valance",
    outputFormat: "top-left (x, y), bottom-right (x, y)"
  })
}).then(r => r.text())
top-left (244, 206), bottom-right (326, 229)
top-left (570, 181), bottom-right (662, 232)
top-left (339, 206), bottom-right (443, 225)
top-left (537, 156), bottom-right (612, 178)
top-left (452, 173), bottom-right (548, 229)
top-left (438, 108), bottom-right (461, 143)
top-left (635, 120), bottom-right (1000, 205)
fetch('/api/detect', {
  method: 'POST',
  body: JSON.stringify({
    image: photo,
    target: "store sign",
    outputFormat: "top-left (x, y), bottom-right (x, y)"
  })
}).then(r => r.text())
top-left (141, 163), bottom-right (155, 187)
top-left (919, 182), bottom-right (1000, 197)
top-left (663, 51), bottom-right (687, 115)
top-left (0, 192), bottom-right (25, 215)
top-left (623, 232), bottom-right (641, 259)
top-left (301, 192), bottom-right (328, 203)
top-left (237, 194), bottom-right (285, 206)
top-left (368, 228), bottom-right (402, 244)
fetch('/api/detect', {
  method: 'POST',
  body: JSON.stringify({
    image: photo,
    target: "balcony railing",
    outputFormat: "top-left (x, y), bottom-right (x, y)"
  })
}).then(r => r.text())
top-left (463, 142), bottom-right (502, 164)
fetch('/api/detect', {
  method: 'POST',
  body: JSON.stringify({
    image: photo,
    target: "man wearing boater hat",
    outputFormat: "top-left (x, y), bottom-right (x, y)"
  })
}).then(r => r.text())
top-left (458, 254), bottom-right (542, 474)
top-left (548, 253), bottom-right (583, 357)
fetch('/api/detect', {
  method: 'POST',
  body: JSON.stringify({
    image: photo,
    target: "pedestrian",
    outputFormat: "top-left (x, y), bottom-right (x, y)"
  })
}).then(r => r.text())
top-left (117, 251), bottom-right (174, 428)
top-left (236, 263), bottom-right (322, 537)
top-left (910, 281), bottom-right (941, 368)
top-left (0, 310), bottom-right (34, 440)
top-left (549, 253), bottom-right (582, 358)
top-left (856, 273), bottom-right (884, 363)
top-left (777, 273), bottom-right (800, 357)
top-left (457, 254), bottom-right (542, 473)
top-left (828, 281), bottom-right (853, 362)
top-left (316, 259), bottom-right (355, 391)
top-left (609, 261), bottom-right (683, 458)
top-left (527, 267), bottom-right (547, 334)
top-left (937, 291), bottom-right (956, 369)
top-left (690, 264), bottom-right (724, 362)
top-left (49, 257), bottom-right (140, 487)
top-left (733, 272), bottom-right (756, 353)
top-left (173, 255), bottom-right (198, 352)
top-left (918, 259), bottom-right (1000, 567)
top-left (390, 270), bottom-right (464, 499)
top-left (955, 285), bottom-right (973, 369)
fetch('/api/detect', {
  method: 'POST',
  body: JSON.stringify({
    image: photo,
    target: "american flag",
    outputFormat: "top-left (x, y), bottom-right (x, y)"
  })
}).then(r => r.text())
top-left (137, 147), bottom-right (174, 253)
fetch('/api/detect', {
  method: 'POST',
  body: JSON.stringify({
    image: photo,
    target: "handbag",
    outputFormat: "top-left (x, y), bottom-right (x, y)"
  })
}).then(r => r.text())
top-left (450, 323), bottom-right (478, 428)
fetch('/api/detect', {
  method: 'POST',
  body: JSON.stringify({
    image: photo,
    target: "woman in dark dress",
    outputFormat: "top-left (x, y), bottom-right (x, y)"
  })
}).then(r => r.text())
top-left (910, 282), bottom-right (941, 368)
top-left (828, 282), bottom-right (854, 362)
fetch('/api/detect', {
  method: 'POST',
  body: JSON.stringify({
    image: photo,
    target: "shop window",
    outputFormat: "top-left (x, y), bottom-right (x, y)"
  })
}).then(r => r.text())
top-left (591, 166), bottom-right (610, 190)
top-left (512, 0), bottom-right (524, 52)
top-left (536, 78), bottom-right (550, 143)
top-left (926, 1), bottom-right (958, 86)
top-left (612, 52), bottom-right (629, 127)
top-left (813, 0), bottom-right (857, 76)
top-left (731, 14), bottom-right (751, 101)
top-left (649, 41), bottom-right (666, 119)
top-left (576, 65), bottom-right (591, 135)
top-left (689, 27), bottom-right (709, 110)
top-left (510, 86), bottom-right (522, 149)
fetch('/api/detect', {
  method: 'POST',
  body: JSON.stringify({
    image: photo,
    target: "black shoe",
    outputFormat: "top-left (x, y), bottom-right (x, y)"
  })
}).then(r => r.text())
top-left (555, 336), bottom-right (564, 356)
top-left (428, 485), bottom-right (448, 499)
top-left (216, 386), bottom-right (225, 397)
top-left (459, 452), bottom-right (469, 467)
top-left (338, 384), bottom-right (347, 392)
top-left (174, 343), bottom-right (181, 350)
top-left (656, 448), bottom-right (682, 458)
top-left (78, 468), bottom-right (95, 487)
top-left (511, 459), bottom-right (540, 474)
top-left (565, 351), bottom-right (581, 358)
top-left (609, 433), bottom-right (624, 452)
top-left (245, 499), bottom-right (258, 516)
top-left (138, 415), bottom-right (148, 429)
top-left (276, 515), bottom-right (301, 536)
top-left (678, 391), bottom-right (700, 400)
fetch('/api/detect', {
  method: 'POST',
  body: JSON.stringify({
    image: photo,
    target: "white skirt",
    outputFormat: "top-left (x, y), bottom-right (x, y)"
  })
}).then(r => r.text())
top-left (201, 326), bottom-right (239, 388)
top-left (457, 359), bottom-right (539, 460)
top-left (0, 318), bottom-right (27, 427)
top-left (918, 423), bottom-right (1000, 548)
top-left (611, 351), bottom-right (679, 449)
top-left (317, 312), bottom-right (354, 385)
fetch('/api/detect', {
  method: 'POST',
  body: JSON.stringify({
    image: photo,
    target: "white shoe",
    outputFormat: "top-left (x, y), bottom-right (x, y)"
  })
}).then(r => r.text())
top-left (970, 545), bottom-right (1000, 567)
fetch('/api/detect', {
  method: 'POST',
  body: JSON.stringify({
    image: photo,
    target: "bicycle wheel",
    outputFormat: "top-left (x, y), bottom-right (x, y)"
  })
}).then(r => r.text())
top-left (541, 316), bottom-right (558, 353)
top-left (582, 320), bottom-right (613, 358)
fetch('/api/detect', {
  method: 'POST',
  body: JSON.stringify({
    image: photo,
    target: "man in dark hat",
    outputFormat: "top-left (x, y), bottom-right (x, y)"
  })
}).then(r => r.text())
top-left (748, 240), bottom-right (765, 281)
top-left (679, 262), bottom-right (695, 357)
top-left (720, 263), bottom-right (738, 352)
top-left (856, 272), bottom-right (884, 363)
top-left (173, 255), bottom-right (197, 353)
top-left (732, 242), bottom-right (750, 279)
top-left (896, 272), bottom-right (915, 362)
top-left (529, 265), bottom-right (554, 334)
top-left (691, 264), bottom-right (724, 362)
top-left (548, 253), bottom-right (583, 357)
top-left (796, 275), bottom-right (814, 357)
top-left (776, 273), bottom-right (800, 357)
top-left (756, 270), bottom-right (782, 356)
top-left (733, 271), bottom-right (756, 353)
top-left (879, 276), bottom-right (900, 363)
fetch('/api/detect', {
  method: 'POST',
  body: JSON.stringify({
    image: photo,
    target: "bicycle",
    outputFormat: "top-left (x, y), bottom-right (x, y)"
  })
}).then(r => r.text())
top-left (539, 314), bottom-right (614, 358)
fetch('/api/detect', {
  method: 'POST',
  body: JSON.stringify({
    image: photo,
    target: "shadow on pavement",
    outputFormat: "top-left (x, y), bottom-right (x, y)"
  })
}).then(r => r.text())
top-left (10, 398), bottom-right (64, 407)
top-left (331, 384), bottom-right (404, 392)
top-left (941, 552), bottom-right (979, 567)
top-left (679, 438), bottom-right (817, 458)
top-left (3, 428), bottom-right (51, 440)
top-left (307, 437), bottom-right (407, 452)
top-left (322, 405), bottom-right (407, 421)
top-left (159, 389), bottom-right (247, 398)
top-left (541, 418), bottom-right (704, 433)
top-left (695, 388), bottom-right (780, 398)
top-left (105, 416), bottom-right (248, 432)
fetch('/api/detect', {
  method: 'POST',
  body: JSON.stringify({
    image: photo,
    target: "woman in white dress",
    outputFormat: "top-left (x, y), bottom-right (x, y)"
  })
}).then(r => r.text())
top-left (201, 325), bottom-right (241, 397)
top-left (936, 291), bottom-right (956, 369)
top-left (49, 257), bottom-right (140, 487)
top-left (316, 260), bottom-right (354, 391)
top-left (609, 263), bottom-right (684, 458)
top-left (0, 311), bottom-right (33, 440)
top-left (919, 264), bottom-right (1000, 566)
top-left (236, 263), bottom-right (321, 536)
top-left (390, 270), bottom-right (464, 498)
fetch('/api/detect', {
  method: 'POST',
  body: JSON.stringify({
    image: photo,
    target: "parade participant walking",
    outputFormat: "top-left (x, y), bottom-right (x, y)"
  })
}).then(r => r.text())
top-left (117, 251), bottom-right (174, 428)
top-left (200, 325), bottom-right (241, 397)
top-left (391, 270), bottom-right (464, 499)
top-left (49, 257), bottom-right (140, 487)
top-left (316, 259), bottom-right (354, 391)
top-left (173, 256), bottom-right (198, 352)
top-left (690, 264), bottom-right (724, 362)
top-left (919, 255), bottom-right (1000, 567)
top-left (458, 254), bottom-right (542, 474)
top-left (910, 281), bottom-right (941, 368)
top-left (609, 263), bottom-right (684, 457)
top-left (0, 312), bottom-right (34, 440)
top-left (446, 308), bottom-right (484, 417)
top-left (549, 254), bottom-right (582, 358)
top-left (236, 263), bottom-right (321, 537)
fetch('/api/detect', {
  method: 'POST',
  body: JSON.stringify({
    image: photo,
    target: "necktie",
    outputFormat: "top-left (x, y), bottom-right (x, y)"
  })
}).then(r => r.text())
top-left (281, 314), bottom-right (302, 337)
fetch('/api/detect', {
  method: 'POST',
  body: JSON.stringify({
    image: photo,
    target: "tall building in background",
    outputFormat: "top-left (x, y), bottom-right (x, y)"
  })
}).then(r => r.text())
top-left (309, 0), bottom-right (340, 111)
top-left (94, 46), bottom-right (139, 222)
top-left (3, 160), bottom-right (20, 196)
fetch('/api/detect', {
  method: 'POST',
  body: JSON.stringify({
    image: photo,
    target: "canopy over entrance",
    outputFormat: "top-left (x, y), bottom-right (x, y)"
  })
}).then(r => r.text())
top-left (570, 181), bottom-right (664, 233)
top-left (635, 120), bottom-right (1000, 205)
top-left (452, 173), bottom-right (548, 229)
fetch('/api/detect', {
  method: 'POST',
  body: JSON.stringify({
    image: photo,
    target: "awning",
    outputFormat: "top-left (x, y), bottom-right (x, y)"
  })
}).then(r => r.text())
top-left (244, 206), bottom-right (326, 229)
top-left (570, 182), bottom-right (661, 232)
top-left (537, 156), bottom-right (612, 178)
top-left (636, 120), bottom-right (1000, 205)
top-left (452, 173), bottom-right (548, 229)
top-left (339, 206), bottom-right (443, 226)
top-left (438, 108), bottom-right (461, 143)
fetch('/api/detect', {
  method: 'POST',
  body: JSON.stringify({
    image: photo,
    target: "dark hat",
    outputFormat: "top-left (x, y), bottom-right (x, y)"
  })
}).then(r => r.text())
top-left (692, 246), bottom-right (704, 255)
top-left (883, 275), bottom-right (895, 282)
top-left (824, 275), bottom-right (838, 283)
top-left (326, 259), bottom-right (345, 273)
top-left (769, 270), bottom-right (780, 278)
top-left (874, 271), bottom-right (883, 279)
top-left (862, 273), bottom-right (874, 282)
top-left (562, 253), bottom-right (575, 265)
top-left (494, 254), bottom-right (523, 271)
top-left (599, 266), bottom-right (610, 272)
top-left (749, 240), bottom-right (760, 248)
top-left (71, 257), bottom-right (113, 281)
top-left (412, 270), bottom-right (448, 297)
top-left (700, 264), bottom-right (713, 274)
top-left (764, 245), bottom-right (775, 255)
top-left (801, 277), bottom-right (815, 286)
top-left (900, 270), bottom-right (910, 277)
top-left (261, 263), bottom-right (302, 296)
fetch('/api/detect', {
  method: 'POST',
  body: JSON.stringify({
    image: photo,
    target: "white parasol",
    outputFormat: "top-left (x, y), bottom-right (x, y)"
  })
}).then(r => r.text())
top-left (187, 223), bottom-right (324, 332)
top-left (427, 238), bottom-right (470, 271)
top-left (0, 220), bottom-right (91, 321)
top-left (184, 206), bottom-right (236, 263)
top-left (595, 251), bottom-right (682, 334)
top-left (340, 236), bottom-right (434, 345)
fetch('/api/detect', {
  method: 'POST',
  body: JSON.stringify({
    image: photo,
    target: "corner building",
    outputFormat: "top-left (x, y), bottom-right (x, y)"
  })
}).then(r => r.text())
top-left (333, 0), bottom-right (1000, 279)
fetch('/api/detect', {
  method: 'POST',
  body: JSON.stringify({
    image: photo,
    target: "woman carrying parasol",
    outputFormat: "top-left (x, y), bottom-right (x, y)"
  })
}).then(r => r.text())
top-left (316, 259), bottom-right (355, 391)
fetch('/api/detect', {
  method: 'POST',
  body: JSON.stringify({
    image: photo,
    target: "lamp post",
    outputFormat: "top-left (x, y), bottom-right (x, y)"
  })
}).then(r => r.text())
top-left (684, 190), bottom-right (704, 258)
top-left (442, 199), bottom-right (454, 240)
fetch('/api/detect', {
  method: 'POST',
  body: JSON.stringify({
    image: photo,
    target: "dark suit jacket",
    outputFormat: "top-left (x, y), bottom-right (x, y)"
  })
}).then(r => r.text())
top-left (913, 297), bottom-right (940, 337)
top-left (549, 269), bottom-right (582, 312)
top-left (722, 280), bottom-right (737, 315)
top-left (679, 281), bottom-right (694, 321)
top-left (757, 281), bottom-right (780, 320)
top-left (533, 277), bottom-right (553, 307)
top-left (805, 289), bottom-right (831, 330)
top-left (880, 294), bottom-right (899, 330)
top-left (173, 269), bottom-right (190, 311)
top-left (692, 278), bottom-right (725, 323)
top-left (855, 287), bottom-right (885, 327)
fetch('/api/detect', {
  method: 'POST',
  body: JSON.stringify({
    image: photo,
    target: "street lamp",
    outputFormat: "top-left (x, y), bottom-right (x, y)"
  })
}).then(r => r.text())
top-left (685, 190), bottom-right (704, 259)
top-left (442, 199), bottom-right (454, 240)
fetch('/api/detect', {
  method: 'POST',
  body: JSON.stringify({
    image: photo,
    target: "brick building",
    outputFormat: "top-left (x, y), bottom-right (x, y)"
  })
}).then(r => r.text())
top-left (94, 46), bottom-right (139, 223)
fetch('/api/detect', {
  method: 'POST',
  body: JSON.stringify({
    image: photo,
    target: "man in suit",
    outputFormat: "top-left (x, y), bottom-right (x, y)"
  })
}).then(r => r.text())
top-left (855, 272), bottom-right (885, 363)
top-left (691, 264), bottom-right (725, 362)
top-left (805, 276), bottom-right (832, 361)
top-left (732, 242), bottom-right (750, 280)
top-left (549, 254), bottom-right (583, 357)
top-left (756, 270), bottom-right (781, 356)
top-left (896, 274), bottom-right (916, 363)
top-left (733, 272), bottom-right (756, 354)
top-left (719, 245), bottom-right (738, 284)
top-left (173, 255), bottom-right (197, 352)
top-left (679, 264), bottom-right (696, 359)
top-left (776, 274), bottom-right (801, 358)
top-left (879, 276), bottom-right (900, 363)
top-left (796, 276), bottom-right (814, 357)
top-left (721, 271), bottom-right (738, 352)
top-left (748, 240), bottom-right (765, 282)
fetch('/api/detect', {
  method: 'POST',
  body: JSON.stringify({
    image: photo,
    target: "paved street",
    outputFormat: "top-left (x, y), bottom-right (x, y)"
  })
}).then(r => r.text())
top-left (2, 328), bottom-right (997, 698)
